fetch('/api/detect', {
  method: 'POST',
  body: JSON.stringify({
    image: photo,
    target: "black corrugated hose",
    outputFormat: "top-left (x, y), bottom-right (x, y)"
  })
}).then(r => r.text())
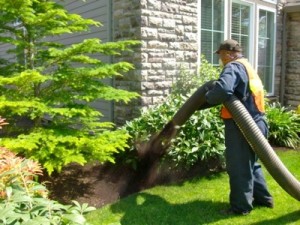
top-left (171, 80), bottom-right (300, 200)
top-left (142, 80), bottom-right (300, 200)
top-left (224, 95), bottom-right (300, 201)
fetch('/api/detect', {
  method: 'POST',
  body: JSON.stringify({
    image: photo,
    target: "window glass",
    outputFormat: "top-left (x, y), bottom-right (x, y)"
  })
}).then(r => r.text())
top-left (201, 0), bottom-right (225, 65)
top-left (257, 9), bottom-right (275, 93)
top-left (231, 2), bottom-right (251, 59)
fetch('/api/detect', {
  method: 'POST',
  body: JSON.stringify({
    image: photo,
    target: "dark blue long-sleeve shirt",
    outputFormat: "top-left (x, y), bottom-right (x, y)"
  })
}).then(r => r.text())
top-left (205, 59), bottom-right (265, 122)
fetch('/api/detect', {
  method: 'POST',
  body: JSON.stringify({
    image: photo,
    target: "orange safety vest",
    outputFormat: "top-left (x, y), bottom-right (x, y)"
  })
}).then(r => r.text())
top-left (221, 58), bottom-right (265, 119)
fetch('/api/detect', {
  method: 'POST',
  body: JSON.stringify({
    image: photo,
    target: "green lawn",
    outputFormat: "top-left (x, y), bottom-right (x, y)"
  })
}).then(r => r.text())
top-left (86, 150), bottom-right (300, 225)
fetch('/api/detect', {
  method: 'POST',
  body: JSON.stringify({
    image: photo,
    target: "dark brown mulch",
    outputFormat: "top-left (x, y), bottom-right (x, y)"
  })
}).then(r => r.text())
top-left (42, 157), bottom-right (223, 208)
top-left (42, 121), bottom-right (224, 208)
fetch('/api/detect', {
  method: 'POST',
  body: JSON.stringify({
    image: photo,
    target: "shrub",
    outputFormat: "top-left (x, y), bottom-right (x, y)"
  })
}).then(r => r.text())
top-left (0, 1), bottom-right (139, 174)
top-left (171, 55), bottom-right (221, 96)
top-left (121, 57), bottom-right (225, 169)
top-left (0, 147), bottom-right (95, 225)
top-left (266, 103), bottom-right (300, 149)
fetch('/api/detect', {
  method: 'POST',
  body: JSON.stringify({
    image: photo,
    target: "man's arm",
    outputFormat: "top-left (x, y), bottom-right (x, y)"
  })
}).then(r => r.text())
top-left (205, 64), bottom-right (239, 105)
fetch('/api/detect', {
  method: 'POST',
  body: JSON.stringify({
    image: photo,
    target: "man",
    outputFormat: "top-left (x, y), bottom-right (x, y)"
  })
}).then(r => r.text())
top-left (205, 39), bottom-right (273, 215)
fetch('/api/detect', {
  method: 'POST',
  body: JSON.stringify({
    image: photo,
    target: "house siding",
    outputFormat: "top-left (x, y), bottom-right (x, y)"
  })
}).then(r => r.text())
top-left (53, 0), bottom-right (114, 122)
top-left (0, 0), bottom-right (114, 121)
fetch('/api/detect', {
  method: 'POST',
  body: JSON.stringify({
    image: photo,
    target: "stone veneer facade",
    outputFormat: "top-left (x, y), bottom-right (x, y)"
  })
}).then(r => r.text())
top-left (112, 0), bottom-right (300, 124)
top-left (275, 0), bottom-right (285, 100)
top-left (113, 0), bottom-right (198, 124)
top-left (285, 4), bottom-right (300, 107)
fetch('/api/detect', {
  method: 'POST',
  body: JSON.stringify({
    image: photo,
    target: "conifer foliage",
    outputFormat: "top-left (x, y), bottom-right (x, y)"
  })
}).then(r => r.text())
top-left (0, 0), bottom-right (139, 174)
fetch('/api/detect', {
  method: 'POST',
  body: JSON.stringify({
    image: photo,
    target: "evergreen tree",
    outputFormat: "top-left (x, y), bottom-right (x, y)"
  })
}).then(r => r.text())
top-left (0, 0), bottom-right (139, 174)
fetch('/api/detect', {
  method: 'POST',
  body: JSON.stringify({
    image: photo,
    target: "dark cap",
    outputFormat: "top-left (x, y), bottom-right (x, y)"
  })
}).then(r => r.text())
top-left (215, 39), bottom-right (242, 54)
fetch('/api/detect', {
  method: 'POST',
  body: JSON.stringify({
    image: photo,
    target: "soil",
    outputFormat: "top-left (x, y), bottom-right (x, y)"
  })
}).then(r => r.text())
top-left (42, 146), bottom-right (295, 208)
top-left (43, 123), bottom-right (224, 208)
top-left (43, 158), bottom-right (223, 208)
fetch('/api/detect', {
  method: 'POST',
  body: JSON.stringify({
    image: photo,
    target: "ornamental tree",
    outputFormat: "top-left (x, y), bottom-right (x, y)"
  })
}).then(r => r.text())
top-left (0, 0), bottom-right (139, 174)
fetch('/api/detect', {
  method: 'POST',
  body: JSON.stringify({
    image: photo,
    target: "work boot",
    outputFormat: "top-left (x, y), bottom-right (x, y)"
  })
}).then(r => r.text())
top-left (220, 208), bottom-right (250, 216)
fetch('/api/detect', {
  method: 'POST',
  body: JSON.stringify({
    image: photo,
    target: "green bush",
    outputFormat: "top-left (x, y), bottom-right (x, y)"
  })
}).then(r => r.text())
top-left (266, 102), bottom-right (300, 149)
top-left (0, 147), bottom-right (95, 225)
top-left (0, 1), bottom-right (139, 175)
top-left (172, 55), bottom-right (221, 96)
top-left (121, 57), bottom-right (225, 169)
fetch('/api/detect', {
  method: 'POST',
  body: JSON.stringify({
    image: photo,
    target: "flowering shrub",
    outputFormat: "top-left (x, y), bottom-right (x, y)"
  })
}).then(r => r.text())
top-left (0, 147), bottom-right (46, 199)
top-left (0, 147), bottom-right (95, 225)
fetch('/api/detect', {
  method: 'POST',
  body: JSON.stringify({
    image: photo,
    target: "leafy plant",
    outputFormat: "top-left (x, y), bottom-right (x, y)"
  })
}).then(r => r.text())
top-left (171, 55), bottom-right (221, 96)
top-left (266, 102), bottom-right (300, 148)
top-left (0, 147), bottom-right (95, 225)
top-left (0, 0), bottom-right (139, 174)
top-left (121, 56), bottom-right (224, 168)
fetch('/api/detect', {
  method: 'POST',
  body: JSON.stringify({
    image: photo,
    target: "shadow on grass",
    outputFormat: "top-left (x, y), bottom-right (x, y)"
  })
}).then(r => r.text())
top-left (110, 192), bottom-right (229, 225)
top-left (251, 209), bottom-right (300, 225)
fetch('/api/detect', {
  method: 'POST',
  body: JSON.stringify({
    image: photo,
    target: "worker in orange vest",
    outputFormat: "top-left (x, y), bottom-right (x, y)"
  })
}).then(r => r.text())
top-left (205, 39), bottom-right (273, 215)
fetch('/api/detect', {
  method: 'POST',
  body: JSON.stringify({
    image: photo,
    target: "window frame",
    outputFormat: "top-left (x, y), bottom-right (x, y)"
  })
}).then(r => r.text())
top-left (255, 4), bottom-right (276, 95)
top-left (198, 0), bottom-right (229, 65)
top-left (261, 0), bottom-right (277, 5)
top-left (231, 0), bottom-right (255, 64)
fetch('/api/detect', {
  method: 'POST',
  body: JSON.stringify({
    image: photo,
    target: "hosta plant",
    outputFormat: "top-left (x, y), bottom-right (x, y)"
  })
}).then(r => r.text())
top-left (266, 102), bottom-right (300, 149)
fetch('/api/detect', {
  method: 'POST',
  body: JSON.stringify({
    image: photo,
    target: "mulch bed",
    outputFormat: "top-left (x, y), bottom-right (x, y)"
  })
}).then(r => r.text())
top-left (42, 157), bottom-right (223, 208)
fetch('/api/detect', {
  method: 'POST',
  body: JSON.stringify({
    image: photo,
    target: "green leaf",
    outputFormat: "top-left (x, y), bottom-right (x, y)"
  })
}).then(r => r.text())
top-left (62, 213), bottom-right (86, 224)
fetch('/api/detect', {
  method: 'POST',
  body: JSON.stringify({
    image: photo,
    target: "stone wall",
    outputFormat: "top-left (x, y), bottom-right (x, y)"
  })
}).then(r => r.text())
top-left (113, 0), bottom-right (198, 124)
top-left (112, 0), bottom-right (142, 125)
top-left (273, 0), bottom-right (300, 108)
top-left (285, 11), bottom-right (300, 107)
top-left (274, 1), bottom-right (285, 99)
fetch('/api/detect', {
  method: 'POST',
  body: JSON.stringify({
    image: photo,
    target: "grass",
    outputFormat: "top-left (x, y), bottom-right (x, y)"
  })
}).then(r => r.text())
top-left (86, 150), bottom-right (300, 225)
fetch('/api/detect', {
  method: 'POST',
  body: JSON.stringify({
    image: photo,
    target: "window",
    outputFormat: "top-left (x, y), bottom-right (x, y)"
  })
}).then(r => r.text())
top-left (200, 0), bottom-right (225, 65)
top-left (257, 8), bottom-right (275, 94)
top-left (200, 0), bottom-right (276, 95)
top-left (231, 2), bottom-right (252, 60)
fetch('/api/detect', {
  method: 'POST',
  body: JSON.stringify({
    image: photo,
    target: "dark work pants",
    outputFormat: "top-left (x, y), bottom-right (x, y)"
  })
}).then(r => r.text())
top-left (224, 119), bottom-right (273, 213)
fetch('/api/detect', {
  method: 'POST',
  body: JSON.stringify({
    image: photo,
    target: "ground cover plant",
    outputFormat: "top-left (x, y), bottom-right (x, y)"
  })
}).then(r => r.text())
top-left (86, 149), bottom-right (300, 225)
top-left (0, 0), bottom-right (139, 175)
